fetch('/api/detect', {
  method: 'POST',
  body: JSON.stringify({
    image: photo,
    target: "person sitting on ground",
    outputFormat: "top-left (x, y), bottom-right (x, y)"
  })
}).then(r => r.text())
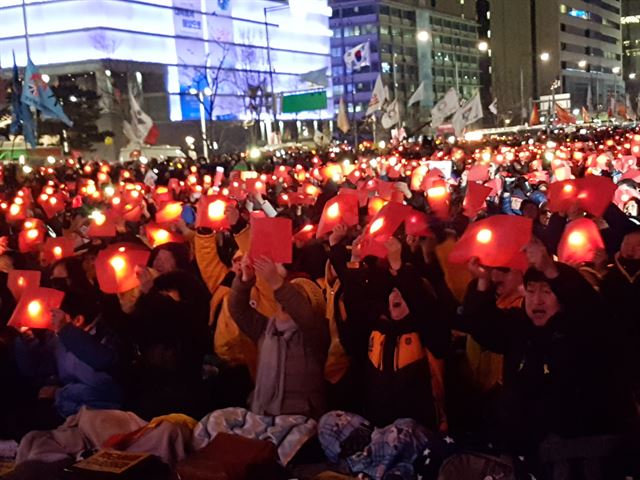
top-left (228, 255), bottom-right (329, 419)
top-left (317, 234), bottom-right (451, 480)
top-left (462, 239), bottom-right (636, 470)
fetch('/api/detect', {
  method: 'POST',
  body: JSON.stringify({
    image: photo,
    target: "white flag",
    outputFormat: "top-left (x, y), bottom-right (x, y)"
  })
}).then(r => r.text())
top-left (314, 129), bottom-right (329, 145)
top-left (489, 98), bottom-right (498, 115)
top-left (300, 67), bottom-right (329, 87)
top-left (452, 92), bottom-right (483, 137)
top-left (627, 94), bottom-right (637, 121)
top-left (366, 75), bottom-right (387, 116)
top-left (392, 127), bottom-right (406, 143)
top-left (337, 97), bottom-right (350, 133)
top-left (123, 87), bottom-right (153, 146)
top-left (343, 42), bottom-right (370, 71)
top-left (381, 99), bottom-right (401, 129)
top-left (431, 88), bottom-right (459, 128)
top-left (408, 82), bottom-right (425, 107)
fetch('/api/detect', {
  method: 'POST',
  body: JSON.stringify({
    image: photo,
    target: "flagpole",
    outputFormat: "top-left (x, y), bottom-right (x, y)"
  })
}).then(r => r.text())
top-left (21, 0), bottom-right (31, 59)
top-left (350, 69), bottom-right (358, 149)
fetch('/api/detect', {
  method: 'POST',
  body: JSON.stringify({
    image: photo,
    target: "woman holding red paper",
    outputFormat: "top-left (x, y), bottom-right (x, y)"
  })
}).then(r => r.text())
top-left (228, 255), bottom-right (329, 419)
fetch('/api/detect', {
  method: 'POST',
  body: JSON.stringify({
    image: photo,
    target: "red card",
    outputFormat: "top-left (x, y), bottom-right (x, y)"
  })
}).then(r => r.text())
top-left (43, 237), bottom-right (75, 265)
top-left (8, 270), bottom-right (41, 301)
top-left (8, 287), bottom-right (65, 331)
top-left (557, 218), bottom-right (604, 265)
top-left (87, 212), bottom-right (117, 237)
top-left (404, 211), bottom-right (431, 237)
top-left (293, 224), bottom-right (317, 243)
top-left (316, 195), bottom-right (359, 238)
top-left (463, 182), bottom-right (493, 218)
top-left (145, 223), bottom-right (184, 248)
top-left (449, 215), bottom-right (533, 271)
top-left (196, 195), bottom-right (230, 230)
top-left (155, 201), bottom-right (183, 224)
top-left (249, 217), bottom-right (292, 264)
top-left (95, 243), bottom-right (151, 294)
top-left (364, 201), bottom-right (412, 242)
top-left (153, 186), bottom-right (174, 204)
top-left (18, 227), bottom-right (46, 253)
top-left (467, 164), bottom-right (490, 182)
top-left (548, 176), bottom-right (616, 217)
top-left (245, 178), bottom-right (267, 196)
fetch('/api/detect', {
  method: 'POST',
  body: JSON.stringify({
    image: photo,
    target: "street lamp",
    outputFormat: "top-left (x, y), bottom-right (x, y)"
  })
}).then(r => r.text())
top-left (630, 73), bottom-right (637, 80)
top-left (417, 30), bottom-right (430, 42)
top-left (264, 4), bottom-right (291, 141)
top-left (478, 41), bottom-right (489, 53)
top-left (613, 66), bottom-right (621, 74)
top-left (578, 60), bottom-right (587, 69)
top-left (540, 52), bottom-right (550, 62)
top-left (188, 88), bottom-right (209, 158)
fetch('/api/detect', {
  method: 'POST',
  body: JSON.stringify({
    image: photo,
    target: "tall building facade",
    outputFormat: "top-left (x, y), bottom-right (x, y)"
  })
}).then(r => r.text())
top-left (329, 0), bottom-right (483, 124)
top-left (622, 0), bottom-right (640, 102)
top-left (0, 0), bottom-right (332, 157)
top-left (490, 0), bottom-right (623, 123)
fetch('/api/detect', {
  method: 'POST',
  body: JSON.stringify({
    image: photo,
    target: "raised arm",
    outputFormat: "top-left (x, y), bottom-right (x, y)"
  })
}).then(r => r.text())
top-left (194, 231), bottom-right (229, 294)
top-left (459, 258), bottom-right (518, 354)
top-left (227, 262), bottom-right (269, 343)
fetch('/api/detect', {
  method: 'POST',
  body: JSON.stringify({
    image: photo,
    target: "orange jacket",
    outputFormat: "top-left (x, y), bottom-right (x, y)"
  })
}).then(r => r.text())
top-left (194, 226), bottom-right (277, 376)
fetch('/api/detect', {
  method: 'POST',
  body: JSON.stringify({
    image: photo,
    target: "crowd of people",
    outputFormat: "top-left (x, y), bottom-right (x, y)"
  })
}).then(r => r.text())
top-left (0, 125), bottom-right (639, 479)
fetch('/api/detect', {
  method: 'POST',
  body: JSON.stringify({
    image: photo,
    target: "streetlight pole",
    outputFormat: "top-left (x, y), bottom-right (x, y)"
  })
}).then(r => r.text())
top-left (21, 0), bottom-right (31, 59)
top-left (198, 91), bottom-right (209, 159)
top-left (264, 6), bottom-right (288, 141)
top-left (190, 87), bottom-right (208, 158)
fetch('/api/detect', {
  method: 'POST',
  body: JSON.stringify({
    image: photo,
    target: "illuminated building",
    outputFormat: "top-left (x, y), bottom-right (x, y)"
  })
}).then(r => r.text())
top-left (0, 0), bottom-right (333, 156)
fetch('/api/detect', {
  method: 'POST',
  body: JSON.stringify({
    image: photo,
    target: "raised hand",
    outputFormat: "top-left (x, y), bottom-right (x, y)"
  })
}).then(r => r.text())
top-left (394, 181), bottom-right (412, 199)
top-left (224, 204), bottom-right (240, 226)
top-left (385, 236), bottom-right (403, 272)
top-left (254, 256), bottom-right (284, 290)
top-left (523, 238), bottom-right (558, 279)
top-left (329, 223), bottom-right (349, 246)
top-left (240, 255), bottom-right (255, 282)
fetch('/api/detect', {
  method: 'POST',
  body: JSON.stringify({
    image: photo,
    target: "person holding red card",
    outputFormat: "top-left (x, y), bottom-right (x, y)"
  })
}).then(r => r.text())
top-left (317, 234), bottom-right (451, 480)
top-left (228, 254), bottom-right (329, 420)
top-left (462, 239), bottom-right (634, 472)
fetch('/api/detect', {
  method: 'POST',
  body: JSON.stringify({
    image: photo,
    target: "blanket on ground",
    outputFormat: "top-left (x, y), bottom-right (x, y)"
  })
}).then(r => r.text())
top-left (192, 407), bottom-right (317, 466)
top-left (16, 407), bottom-right (194, 466)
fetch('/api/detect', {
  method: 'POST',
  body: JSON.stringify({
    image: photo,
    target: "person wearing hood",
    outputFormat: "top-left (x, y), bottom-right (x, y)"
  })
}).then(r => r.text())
top-left (462, 239), bottom-right (635, 464)
top-left (317, 234), bottom-right (451, 480)
top-left (327, 233), bottom-right (451, 429)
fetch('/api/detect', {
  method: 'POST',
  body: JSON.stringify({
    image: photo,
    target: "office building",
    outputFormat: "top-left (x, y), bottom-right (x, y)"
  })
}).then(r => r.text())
top-left (0, 0), bottom-right (333, 157)
top-left (490, 0), bottom-right (623, 122)
top-left (622, 0), bottom-right (640, 103)
top-left (329, 0), bottom-right (483, 124)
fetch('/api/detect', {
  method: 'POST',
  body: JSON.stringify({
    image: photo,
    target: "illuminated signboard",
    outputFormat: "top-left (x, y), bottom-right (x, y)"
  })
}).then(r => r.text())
top-left (0, 0), bottom-right (333, 121)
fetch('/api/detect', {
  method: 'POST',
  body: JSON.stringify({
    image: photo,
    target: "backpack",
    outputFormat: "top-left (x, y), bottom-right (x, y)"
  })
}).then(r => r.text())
top-left (438, 452), bottom-right (516, 480)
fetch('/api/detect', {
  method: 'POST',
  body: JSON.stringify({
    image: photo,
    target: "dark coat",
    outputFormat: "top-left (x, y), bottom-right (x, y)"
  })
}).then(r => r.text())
top-left (462, 264), bottom-right (632, 447)
top-left (334, 249), bottom-right (450, 429)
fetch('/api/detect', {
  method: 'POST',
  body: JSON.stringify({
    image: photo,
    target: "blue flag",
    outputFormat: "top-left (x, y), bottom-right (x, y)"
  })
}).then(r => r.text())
top-left (21, 58), bottom-right (73, 127)
top-left (10, 52), bottom-right (37, 148)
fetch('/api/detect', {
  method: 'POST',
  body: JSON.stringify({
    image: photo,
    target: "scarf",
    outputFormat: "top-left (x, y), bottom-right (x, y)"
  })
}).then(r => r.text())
top-left (252, 317), bottom-right (298, 416)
